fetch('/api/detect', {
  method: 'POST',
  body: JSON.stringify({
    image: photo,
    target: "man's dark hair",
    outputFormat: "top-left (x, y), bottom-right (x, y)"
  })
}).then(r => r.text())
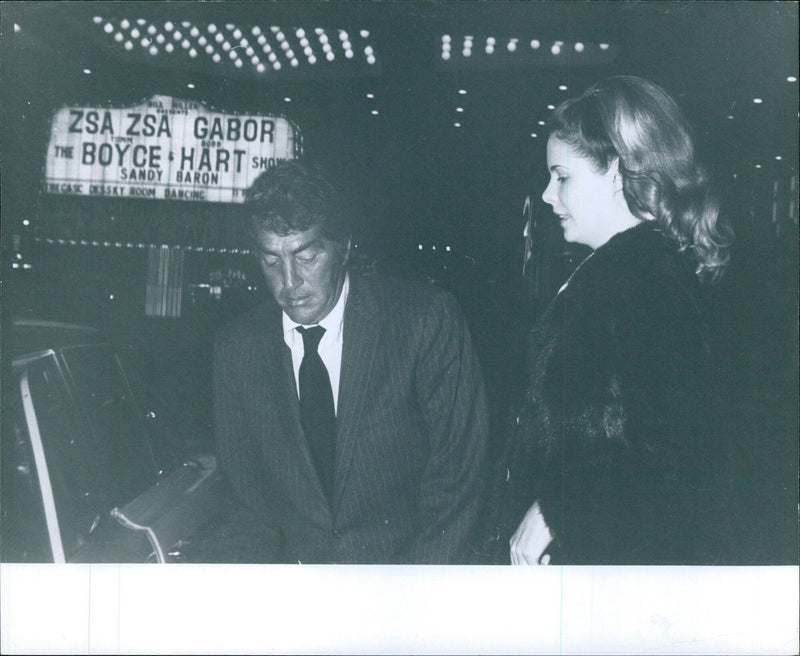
top-left (244, 160), bottom-right (350, 247)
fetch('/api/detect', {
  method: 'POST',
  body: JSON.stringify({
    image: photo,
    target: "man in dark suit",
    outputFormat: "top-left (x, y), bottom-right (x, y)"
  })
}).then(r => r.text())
top-left (210, 161), bottom-right (489, 563)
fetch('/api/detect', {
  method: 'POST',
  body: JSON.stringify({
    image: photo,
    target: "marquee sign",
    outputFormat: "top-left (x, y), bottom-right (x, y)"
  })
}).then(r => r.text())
top-left (43, 95), bottom-right (302, 203)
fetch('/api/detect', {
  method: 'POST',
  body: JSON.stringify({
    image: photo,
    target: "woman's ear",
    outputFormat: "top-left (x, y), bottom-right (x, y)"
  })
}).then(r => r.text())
top-left (608, 158), bottom-right (624, 194)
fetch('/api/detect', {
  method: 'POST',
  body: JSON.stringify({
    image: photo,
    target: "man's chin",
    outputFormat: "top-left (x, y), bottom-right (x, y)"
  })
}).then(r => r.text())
top-left (283, 306), bottom-right (319, 325)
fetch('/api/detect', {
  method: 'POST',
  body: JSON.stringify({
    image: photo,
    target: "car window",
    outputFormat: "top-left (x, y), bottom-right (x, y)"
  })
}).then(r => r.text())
top-left (60, 344), bottom-right (161, 509)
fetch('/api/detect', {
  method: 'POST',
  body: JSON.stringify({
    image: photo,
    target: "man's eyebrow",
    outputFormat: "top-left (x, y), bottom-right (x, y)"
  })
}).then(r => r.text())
top-left (258, 238), bottom-right (321, 257)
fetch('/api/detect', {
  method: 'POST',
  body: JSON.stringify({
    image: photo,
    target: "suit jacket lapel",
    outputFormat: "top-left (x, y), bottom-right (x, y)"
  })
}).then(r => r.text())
top-left (258, 304), bottom-right (331, 510)
top-left (334, 274), bottom-right (381, 514)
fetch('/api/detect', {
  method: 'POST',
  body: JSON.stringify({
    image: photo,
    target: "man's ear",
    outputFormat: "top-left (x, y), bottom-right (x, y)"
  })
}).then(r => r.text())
top-left (342, 239), bottom-right (352, 265)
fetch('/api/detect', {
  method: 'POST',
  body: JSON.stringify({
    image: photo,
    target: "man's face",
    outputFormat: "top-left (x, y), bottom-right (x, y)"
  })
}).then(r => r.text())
top-left (254, 224), bottom-right (350, 325)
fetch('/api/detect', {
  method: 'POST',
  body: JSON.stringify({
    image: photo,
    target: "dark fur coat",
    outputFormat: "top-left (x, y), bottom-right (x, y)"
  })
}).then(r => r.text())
top-left (497, 223), bottom-right (731, 565)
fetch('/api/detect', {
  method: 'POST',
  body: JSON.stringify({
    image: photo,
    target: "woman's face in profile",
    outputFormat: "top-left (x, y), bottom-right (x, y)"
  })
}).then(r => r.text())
top-left (541, 135), bottom-right (622, 250)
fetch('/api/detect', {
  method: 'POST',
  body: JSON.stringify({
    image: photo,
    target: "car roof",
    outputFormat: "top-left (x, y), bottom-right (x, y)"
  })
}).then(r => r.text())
top-left (9, 319), bottom-right (105, 358)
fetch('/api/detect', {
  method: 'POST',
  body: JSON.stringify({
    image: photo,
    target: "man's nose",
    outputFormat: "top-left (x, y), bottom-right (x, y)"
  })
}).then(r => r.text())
top-left (281, 261), bottom-right (302, 290)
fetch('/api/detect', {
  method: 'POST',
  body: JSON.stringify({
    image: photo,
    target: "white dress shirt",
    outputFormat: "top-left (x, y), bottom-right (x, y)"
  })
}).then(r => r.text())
top-left (282, 274), bottom-right (349, 414)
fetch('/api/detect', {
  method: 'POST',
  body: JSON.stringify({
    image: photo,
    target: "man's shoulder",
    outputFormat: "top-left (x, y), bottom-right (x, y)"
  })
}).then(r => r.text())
top-left (216, 300), bottom-right (281, 344)
top-left (350, 272), bottom-right (458, 316)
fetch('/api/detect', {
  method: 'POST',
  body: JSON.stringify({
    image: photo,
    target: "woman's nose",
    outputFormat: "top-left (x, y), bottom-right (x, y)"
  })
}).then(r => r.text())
top-left (541, 180), bottom-right (556, 206)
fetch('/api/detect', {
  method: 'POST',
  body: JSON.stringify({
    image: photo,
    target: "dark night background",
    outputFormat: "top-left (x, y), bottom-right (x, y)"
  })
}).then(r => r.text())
top-left (2, 1), bottom-right (797, 562)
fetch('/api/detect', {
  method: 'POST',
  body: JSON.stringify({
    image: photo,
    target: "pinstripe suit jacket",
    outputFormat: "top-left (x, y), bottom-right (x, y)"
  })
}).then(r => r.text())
top-left (213, 272), bottom-right (489, 563)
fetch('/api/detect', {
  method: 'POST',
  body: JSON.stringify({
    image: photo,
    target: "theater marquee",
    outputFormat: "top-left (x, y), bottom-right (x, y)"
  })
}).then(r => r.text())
top-left (43, 95), bottom-right (302, 203)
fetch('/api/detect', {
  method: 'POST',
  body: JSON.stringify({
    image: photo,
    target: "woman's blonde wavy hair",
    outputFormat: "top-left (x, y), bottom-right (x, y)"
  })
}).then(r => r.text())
top-left (550, 76), bottom-right (732, 281)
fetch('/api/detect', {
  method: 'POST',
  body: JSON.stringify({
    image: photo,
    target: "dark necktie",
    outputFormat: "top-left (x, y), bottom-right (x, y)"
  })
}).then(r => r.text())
top-left (297, 325), bottom-right (336, 501)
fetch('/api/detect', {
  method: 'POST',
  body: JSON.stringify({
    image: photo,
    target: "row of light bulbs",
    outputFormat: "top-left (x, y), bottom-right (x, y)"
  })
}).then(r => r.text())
top-left (34, 236), bottom-right (471, 257)
top-left (38, 237), bottom-right (251, 254)
top-left (92, 16), bottom-right (378, 72)
top-left (441, 34), bottom-right (610, 60)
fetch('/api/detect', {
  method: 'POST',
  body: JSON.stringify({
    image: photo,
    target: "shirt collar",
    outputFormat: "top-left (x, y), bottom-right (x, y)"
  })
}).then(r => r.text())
top-left (282, 273), bottom-right (349, 339)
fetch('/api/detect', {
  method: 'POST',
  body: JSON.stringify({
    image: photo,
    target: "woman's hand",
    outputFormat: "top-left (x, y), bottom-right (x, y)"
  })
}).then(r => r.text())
top-left (510, 501), bottom-right (553, 565)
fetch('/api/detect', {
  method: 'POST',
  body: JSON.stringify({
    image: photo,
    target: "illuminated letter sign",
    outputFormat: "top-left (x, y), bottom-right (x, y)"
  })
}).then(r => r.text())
top-left (43, 95), bottom-right (302, 203)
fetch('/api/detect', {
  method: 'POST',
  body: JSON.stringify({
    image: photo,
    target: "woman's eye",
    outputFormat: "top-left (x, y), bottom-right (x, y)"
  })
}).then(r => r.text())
top-left (557, 176), bottom-right (568, 183)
